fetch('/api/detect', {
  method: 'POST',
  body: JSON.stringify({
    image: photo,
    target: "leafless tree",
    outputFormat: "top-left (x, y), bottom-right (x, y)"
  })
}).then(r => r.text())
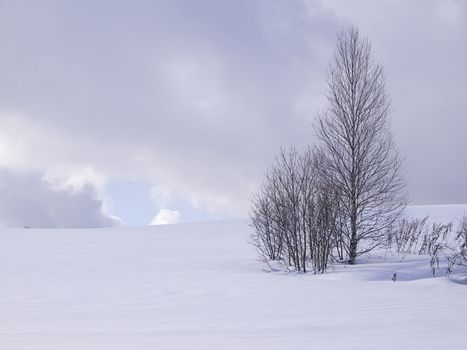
top-left (302, 147), bottom-right (339, 273)
top-left (250, 148), bottom-right (305, 271)
top-left (315, 27), bottom-right (407, 264)
top-left (250, 188), bottom-right (282, 262)
top-left (250, 147), bottom-right (339, 273)
top-left (271, 148), bottom-right (311, 271)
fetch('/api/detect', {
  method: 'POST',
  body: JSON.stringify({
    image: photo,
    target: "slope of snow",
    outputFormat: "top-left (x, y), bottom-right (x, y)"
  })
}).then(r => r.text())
top-left (1, 209), bottom-right (466, 349)
top-left (405, 203), bottom-right (467, 223)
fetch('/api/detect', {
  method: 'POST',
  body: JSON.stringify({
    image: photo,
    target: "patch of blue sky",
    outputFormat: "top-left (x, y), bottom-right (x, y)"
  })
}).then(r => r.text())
top-left (106, 179), bottom-right (214, 226)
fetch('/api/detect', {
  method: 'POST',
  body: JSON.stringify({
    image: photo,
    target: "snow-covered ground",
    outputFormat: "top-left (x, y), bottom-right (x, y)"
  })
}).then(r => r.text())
top-left (1, 206), bottom-right (467, 349)
top-left (406, 203), bottom-right (467, 223)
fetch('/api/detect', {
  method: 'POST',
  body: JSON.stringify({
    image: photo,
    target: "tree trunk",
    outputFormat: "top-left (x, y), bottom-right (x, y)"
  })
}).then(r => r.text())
top-left (349, 204), bottom-right (358, 264)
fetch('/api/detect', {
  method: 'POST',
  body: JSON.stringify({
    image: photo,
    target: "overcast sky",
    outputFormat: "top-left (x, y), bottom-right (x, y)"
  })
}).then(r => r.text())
top-left (0, 0), bottom-right (465, 227)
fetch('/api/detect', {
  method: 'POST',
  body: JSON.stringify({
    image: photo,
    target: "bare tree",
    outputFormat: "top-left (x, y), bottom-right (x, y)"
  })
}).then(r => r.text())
top-left (250, 148), bottom-right (307, 271)
top-left (250, 147), bottom-right (339, 273)
top-left (250, 188), bottom-right (282, 262)
top-left (315, 27), bottom-right (407, 264)
top-left (304, 148), bottom-right (341, 272)
top-left (454, 215), bottom-right (467, 266)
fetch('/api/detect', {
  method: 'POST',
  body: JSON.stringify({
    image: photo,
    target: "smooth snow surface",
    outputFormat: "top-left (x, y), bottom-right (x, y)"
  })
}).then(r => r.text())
top-left (1, 207), bottom-right (467, 349)
top-left (406, 203), bottom-right (467, 223)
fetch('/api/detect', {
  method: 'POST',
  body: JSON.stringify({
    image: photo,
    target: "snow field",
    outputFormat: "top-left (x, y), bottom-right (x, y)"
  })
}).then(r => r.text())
top-left (1, 208), bottom-right (467, 349)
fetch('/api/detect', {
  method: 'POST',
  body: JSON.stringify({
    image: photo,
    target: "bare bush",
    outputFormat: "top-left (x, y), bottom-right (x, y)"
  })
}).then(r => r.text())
top-left (419, 222), bottom-right (452, 255)
top-left (387, 216), bottom-right (467, 276)
top-left (388, 216), bottom-right (429, 254)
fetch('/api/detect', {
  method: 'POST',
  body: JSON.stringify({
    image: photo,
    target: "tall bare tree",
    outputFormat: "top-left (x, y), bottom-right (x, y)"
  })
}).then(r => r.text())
top-left (315, 27), bottom-right (407, 264)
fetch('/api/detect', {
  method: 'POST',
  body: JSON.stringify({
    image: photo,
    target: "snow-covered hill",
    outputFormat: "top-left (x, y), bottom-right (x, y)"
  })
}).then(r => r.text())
top-left (406, 203), bottom-right (467, 223)
top-left (1, 206), bottom-right (466, 349)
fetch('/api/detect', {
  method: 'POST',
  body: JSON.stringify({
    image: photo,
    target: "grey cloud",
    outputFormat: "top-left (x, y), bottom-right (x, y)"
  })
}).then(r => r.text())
top-left (0, 0), bottom-right (341, 216)
top-left (0, 169), bottom-right (120, 228)
top-left (0, 0), bottom-right (465, 220)
top-left (318, 0), bottom-right (467, 204)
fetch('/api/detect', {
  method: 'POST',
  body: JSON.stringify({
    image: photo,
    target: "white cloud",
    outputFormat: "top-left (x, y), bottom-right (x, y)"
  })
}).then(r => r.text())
top-left (150, 209), bottom-right (181, 225)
